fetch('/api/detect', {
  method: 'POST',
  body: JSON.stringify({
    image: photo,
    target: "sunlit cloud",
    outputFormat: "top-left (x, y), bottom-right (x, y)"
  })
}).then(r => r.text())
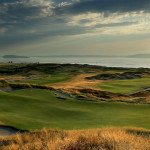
top-left (67, 11), bottom-right (150, 35)
top-left (0, 0), bottom-right (150, 55)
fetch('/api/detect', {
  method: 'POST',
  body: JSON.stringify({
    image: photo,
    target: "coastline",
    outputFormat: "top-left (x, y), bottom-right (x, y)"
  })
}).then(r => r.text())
top-left (0, 62), bottom-right (150, 69)
top-left (0, 56), bottom-right (150, 68)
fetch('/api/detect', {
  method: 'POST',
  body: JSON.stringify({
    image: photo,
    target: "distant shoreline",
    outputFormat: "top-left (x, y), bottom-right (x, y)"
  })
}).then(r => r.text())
top-left (3, 55), bottom-right (29, 59)
top-left (0, 56), bottom-right (150, 68)
top-left (0, 62), bottom-right (150, 70)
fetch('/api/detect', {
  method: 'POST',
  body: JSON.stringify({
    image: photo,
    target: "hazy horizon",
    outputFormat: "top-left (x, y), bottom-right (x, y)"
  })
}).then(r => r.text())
top-left (1, 53), bottom-right (150, 57)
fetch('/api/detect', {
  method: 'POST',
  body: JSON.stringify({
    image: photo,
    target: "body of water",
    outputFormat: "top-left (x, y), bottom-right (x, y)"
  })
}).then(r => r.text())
top-left (0, 56), bottom-right (150, 68)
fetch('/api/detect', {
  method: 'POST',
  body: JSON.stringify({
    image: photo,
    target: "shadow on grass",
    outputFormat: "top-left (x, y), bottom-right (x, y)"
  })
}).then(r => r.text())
top-left (126, 129), bottom-right (150, 138)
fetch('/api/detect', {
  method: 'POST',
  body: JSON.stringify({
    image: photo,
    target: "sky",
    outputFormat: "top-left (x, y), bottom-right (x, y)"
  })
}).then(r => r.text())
top-left (0, 0), bottom-right (150, 56)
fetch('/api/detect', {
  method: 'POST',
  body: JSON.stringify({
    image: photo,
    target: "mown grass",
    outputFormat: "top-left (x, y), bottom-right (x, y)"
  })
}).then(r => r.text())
top-left (0, 89), bottom-right (150, 130)
top-left (13, 74), bottom-right (71, 85)
top-left (0, 128), bottom-right (150, 150)
top-left (98, 77), bottom-right (150, 94)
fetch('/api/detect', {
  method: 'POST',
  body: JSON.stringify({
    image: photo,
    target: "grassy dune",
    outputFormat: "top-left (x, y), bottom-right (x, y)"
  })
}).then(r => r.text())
top-left (15, 74), bottom-right (71, 86)
top-left (0, 89), bottom-right (150, 130)
top-left (98, 77), bottom-right (150, 94)
top-left (0, 128), bottom-right (150, 150)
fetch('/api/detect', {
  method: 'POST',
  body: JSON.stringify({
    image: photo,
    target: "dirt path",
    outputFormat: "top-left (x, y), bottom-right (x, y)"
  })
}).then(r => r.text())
top-left (51, 74), bottom-right (101, 89)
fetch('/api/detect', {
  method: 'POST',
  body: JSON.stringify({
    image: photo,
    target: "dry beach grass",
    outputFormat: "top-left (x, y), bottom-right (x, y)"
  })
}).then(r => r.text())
top-left (0, 128), bottom-right (150, 150)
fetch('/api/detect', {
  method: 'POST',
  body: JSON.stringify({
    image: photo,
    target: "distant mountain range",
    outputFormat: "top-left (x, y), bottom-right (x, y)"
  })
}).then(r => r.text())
top-left (127, 54), bottom-right (150, 58)
top-left (2, 54), bottom-right (150, 59)
top-left (3, 55), bottom-right (29, 58)
top-left (35, 54), bottom-right (150, 58)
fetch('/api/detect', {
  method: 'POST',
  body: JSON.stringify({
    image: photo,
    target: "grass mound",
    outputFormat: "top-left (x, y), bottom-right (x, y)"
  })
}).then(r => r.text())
top-left (98, 77), bottom-right (150, 94)
top-left (0, 89), bottom-right (150, 130)
top-left (0, 128), bottom-right (150, 150)
top-left (86, 71), bottom-right (143, 80)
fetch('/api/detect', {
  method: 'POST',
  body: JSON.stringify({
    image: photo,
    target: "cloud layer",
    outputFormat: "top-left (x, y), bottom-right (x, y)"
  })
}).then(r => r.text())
top-left (0, 0), bottom-right (150, 54)
top-left (58, 0), bottom-right (150, 14)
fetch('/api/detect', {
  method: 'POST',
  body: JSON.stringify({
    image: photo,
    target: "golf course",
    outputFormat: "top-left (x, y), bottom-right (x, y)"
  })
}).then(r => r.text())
top-left (0, 88), bottom-right (150, 130)
top-left (0, 63), bottom-right (150, 149)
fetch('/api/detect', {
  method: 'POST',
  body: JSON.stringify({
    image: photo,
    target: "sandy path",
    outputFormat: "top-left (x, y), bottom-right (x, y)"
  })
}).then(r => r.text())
top-left (0, 126), bottom-right (21, 137)
top-left (51, 74), bottom-right (101, 89)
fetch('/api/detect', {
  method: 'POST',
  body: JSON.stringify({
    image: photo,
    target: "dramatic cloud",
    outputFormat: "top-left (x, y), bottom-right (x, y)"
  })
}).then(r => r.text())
top-left (67, 11), bottom-right (150, 35)
top-left (57, 0), bottom-right (150, 14)
top-left (0, 0), bottom-right (150, 55)
top-left (0, 0), bottom-right (54, 21)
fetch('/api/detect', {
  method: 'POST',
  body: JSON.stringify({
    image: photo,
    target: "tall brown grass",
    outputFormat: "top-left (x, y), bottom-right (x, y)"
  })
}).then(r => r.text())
top-left (0, 128), bottom-right (150, 150)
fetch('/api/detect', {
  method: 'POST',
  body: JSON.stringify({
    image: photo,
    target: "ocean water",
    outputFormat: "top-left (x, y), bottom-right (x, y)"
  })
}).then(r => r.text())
top-left (0, 56), bottom-right (150, 68)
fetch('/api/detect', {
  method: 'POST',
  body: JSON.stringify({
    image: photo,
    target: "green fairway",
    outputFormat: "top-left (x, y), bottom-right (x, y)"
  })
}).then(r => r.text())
top-left (98, 77), bottom-right (150, 94)
top-left (0, 89), bottom-right (150, 130)
top-left (15, 74), bottom-right (71, 85)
